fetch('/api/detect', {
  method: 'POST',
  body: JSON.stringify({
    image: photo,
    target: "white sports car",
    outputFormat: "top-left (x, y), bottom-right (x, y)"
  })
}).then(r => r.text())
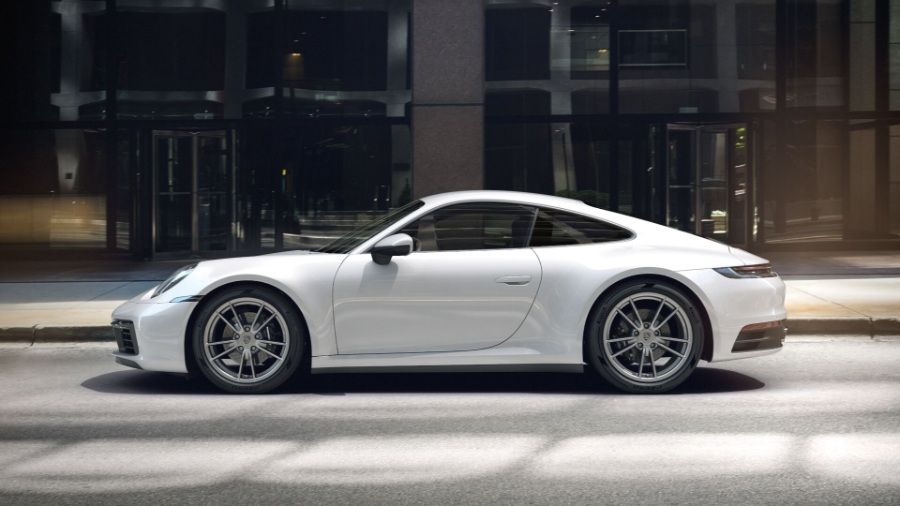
top-left (111, 191), bottom-right (786, 394)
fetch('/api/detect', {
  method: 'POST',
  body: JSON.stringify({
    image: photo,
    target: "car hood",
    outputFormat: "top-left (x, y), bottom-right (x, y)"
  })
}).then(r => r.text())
top-left (132, 250), bottom-right (346, 304)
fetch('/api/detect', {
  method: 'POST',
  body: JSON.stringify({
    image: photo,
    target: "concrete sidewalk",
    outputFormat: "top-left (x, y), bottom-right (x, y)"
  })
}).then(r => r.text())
top-left (0, 251), bottom-right (898, 343)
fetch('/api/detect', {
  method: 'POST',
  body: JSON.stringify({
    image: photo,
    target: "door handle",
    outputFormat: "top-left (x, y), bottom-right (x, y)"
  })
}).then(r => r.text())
top-left (494, 275), bottom-right (532, 286)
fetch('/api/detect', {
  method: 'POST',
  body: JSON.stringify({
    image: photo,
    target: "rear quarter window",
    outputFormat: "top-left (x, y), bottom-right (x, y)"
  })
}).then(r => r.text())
top-left (531, 209), bottom-right (633, 246)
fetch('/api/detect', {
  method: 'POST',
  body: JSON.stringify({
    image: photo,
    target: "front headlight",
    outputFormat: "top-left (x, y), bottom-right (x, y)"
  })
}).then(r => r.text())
top-left (714, 263), bottom-right (776, 278)
top-left (151, 263), bottom-right (197, 298)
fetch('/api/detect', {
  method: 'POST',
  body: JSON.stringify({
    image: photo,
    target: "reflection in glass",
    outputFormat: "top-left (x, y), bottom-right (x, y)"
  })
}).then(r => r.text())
top-left (786, 0), bottom-right (844, 109)
top-left (763, 121), bottom-right (844, 243)
top-left (154, 132), bottom-right (230, 254)
top-left (0, 129), bottom-right (107, 248)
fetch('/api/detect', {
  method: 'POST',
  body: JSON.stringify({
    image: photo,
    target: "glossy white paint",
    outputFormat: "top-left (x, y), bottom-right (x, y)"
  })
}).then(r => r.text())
top-left (333, 248), bottom-right (541, 354)
top-left (112, 190), bottom-right (787, 379)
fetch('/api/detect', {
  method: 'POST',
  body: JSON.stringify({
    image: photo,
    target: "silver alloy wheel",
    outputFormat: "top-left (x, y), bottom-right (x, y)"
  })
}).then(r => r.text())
top-left (600, 291), bottom-right (693, 383)
top-left (201, 296), bottom-right (291, 385)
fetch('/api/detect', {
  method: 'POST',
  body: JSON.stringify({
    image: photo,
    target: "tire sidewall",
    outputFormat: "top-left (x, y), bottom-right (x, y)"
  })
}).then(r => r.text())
top-left (587, 280), bottom-right (704, 394)
top-left (192, 285), bottom-right (306, 394)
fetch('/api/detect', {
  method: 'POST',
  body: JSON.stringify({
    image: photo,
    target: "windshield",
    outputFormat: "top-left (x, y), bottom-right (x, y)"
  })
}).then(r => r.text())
top-left (314, 200), bottom-right (425, 254)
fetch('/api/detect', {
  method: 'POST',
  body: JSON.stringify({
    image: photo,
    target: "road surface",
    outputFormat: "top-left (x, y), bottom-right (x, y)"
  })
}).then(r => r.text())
top-left (1, 337), bottom-right (898, 505)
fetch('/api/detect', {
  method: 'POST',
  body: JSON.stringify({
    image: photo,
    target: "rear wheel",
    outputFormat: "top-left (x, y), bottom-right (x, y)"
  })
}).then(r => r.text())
top-left (192, 285), bottom-right (306, 394)
top-left (587, 279), bottom-right (704, 393)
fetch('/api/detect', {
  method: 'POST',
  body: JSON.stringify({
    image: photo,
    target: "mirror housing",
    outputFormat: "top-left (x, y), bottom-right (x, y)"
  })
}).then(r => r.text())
top-left (371, 233), bottom-right (414, 265)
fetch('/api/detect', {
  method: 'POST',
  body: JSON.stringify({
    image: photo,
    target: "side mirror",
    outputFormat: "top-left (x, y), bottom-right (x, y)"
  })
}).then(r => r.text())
top-left (371, 233), bottom-right (414, 265)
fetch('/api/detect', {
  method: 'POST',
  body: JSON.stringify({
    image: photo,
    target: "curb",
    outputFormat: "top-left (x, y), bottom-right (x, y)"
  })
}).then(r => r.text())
top-left (0, 325), bottom-right (113, 344)
top-left (786, 317), bottom-right (900, 337)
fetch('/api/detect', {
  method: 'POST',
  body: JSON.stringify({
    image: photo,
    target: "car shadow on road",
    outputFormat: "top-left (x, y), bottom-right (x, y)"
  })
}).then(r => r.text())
top-left (82, 366), bottom-right (764, 396)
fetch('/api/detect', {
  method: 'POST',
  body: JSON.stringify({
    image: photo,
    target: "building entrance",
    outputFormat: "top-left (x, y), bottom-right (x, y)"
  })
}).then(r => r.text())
top-left (152, 130), bottom-right (233, 256)
top-left (665, 124), bottom-right (749, 247)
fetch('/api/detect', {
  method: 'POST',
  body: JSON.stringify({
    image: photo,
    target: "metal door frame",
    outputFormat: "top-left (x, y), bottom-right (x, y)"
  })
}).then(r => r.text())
top-left (151, 129), bottom-right (234, 257)
top-left (665, 122), bottom-right (748, 245)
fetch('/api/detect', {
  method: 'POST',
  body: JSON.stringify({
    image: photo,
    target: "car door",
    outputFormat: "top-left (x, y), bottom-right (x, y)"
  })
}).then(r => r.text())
top-left (332, 203), bottom-right (542, 354)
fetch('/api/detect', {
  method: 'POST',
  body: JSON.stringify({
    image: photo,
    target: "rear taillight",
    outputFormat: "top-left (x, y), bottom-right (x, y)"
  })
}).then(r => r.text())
top-left (714, 263), bottom-right (776, 278)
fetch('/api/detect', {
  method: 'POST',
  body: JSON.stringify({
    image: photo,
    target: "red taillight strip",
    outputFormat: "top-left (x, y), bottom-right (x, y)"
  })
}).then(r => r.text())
top-left (741, 320), bottom-right (785, 332)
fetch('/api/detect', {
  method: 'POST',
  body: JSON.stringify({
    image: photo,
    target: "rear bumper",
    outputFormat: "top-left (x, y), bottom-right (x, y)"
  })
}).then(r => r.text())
top-left (679, 269), bottom-right (787, 363)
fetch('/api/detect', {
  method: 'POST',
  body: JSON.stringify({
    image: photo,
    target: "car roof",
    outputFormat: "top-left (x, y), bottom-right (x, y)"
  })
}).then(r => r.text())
top-left (419, 190), bottom-right (590, 211)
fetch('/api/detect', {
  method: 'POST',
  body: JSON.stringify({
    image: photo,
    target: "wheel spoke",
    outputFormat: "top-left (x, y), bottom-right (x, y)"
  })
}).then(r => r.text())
top-left (615, 308), bottom-right (641, 331)
top-left (254, 313), bottom-right (277, 333)
top-left (257, 346), bottom-right (283, 361)
top-left (228, 304), bottom-right (244, 327)
top-left (657, 342), bottom-right (685, 358)
top-left (652, 309), bottom-right (678, 331)
top-left (610, 342), bottom-right (637, 358)
top-left (650, 298), bottom-right (665, 328)
top-left (638, 347), bottom-right (646, 376)
top-left (256, 338), bottom-right (284, 347)
top-left (207, 338), bottom-right (236, 346)
top-left (248, 352), bottom-right (257, 379)
top-left (216, 312), bottom-right (238, 331)
top-left (628, 298), bottom-right (644, 327)
top-left (236, 351), bottom-right (246, 378)
top-left (249, 304), bottom-right (265, 330)
top-left (606, 336), bottom-right (633, 343)
top-left (210, 345), bottom-right (238, 361)
top-left (649, 350), bottom-right (658, 378)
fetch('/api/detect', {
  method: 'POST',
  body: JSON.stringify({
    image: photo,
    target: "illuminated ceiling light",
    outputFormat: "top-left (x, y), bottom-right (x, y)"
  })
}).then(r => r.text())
top-left (291, 52), bottom-right (302, 57)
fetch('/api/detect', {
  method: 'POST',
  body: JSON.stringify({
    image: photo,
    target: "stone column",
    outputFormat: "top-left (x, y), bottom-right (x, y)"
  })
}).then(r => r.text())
top-left (410, 0), bottom-right (485, 198)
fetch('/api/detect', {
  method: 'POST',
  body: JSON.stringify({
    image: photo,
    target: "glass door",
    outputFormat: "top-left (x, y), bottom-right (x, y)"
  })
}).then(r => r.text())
top-left (665, 124), bottom-right (748, 245)
top-left (153, 130), bottom-right (232, 255)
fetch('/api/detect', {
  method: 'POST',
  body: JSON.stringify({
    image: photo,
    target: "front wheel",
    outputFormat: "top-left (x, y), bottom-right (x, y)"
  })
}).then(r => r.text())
top-left (587, 279), bottom-right (704, 393)
top-left (192, 285), bottom-right (307, 394)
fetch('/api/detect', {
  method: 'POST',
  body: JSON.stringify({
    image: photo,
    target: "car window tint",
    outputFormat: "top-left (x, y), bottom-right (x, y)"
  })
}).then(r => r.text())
top-left (402, 203), bottom-right (536, 251)
top-left (530, 209), bottom-right (633, 246)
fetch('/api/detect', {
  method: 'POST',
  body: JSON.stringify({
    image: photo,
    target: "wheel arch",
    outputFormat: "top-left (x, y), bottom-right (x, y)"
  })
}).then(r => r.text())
top-left (581, 274), bottom-right (714, 365)
top-left (182, 280), bottom-right (312, 377)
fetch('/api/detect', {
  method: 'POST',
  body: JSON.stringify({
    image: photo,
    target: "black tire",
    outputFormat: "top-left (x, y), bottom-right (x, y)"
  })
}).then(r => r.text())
top-left (587, 279), bottom-right (704, 393)
top-left (191, 285), bottom-right (307, 394)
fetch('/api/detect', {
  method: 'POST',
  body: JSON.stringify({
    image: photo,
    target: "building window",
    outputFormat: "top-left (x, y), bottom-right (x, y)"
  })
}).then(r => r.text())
top-left (486, 6), bottom-right (551, 81)
top-left (619, 29), bottom-right (688, 67)
top-left (0, 129), bottom-right (108, 248)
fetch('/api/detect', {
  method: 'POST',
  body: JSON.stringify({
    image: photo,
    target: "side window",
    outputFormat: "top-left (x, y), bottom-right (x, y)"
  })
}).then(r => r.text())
top-left (530, 209), bottom-right (633, 246)
top-left (401, 203), bottom-right (536, 251)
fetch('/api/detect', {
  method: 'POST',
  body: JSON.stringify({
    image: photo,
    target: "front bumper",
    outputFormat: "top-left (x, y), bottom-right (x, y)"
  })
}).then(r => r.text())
top-left (110, 298), bottom-right (197, 374)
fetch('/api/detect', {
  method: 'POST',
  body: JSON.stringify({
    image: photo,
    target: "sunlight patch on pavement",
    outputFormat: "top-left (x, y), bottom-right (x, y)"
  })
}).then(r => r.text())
top-left (254, 434), bottom-right (544, 485)
top-left (0, 442), bottom-right (57, 469)
top-left (530, 434), bottom-right (795, 479)
top-left (806, 434), bottom-right (900, 486)
top-left (602, 382), bottom-right (900, 416)
top-left (0, 393), bottom-right (274, 426)
top-left (2, 433), bottom-right (899, 492)
top-left (0, 440), bottom-right (288, 493)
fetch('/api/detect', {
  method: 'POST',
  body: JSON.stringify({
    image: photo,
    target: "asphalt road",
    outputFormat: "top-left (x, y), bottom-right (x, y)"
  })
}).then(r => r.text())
top-left (1, 338), bottom-right (899, 506)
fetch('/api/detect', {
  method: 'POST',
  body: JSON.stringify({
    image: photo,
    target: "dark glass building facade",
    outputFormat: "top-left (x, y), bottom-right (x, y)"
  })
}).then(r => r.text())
top-left (1, 0), bottom-right (898, 259)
